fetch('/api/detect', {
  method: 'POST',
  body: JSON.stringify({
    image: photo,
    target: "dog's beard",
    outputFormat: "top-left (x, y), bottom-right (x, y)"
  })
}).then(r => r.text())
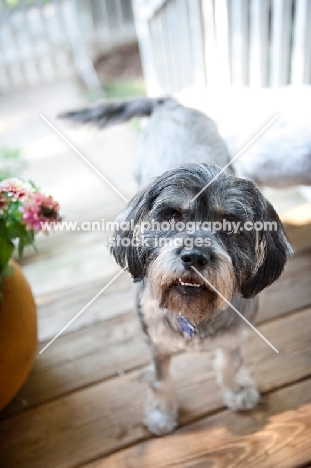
top-left (147, 247), bottom-right (237, 325)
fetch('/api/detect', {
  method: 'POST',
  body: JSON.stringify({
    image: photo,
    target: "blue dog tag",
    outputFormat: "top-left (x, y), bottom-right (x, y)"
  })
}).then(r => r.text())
top-left (178, 313), bottom-right (197, 338)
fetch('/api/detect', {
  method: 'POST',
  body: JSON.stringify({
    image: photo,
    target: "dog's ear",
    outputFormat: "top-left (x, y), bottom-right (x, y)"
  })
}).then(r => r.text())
top-left (241, 196), bottom-right (293, 298)
top-left (110, 188), bottom-right (150, 282)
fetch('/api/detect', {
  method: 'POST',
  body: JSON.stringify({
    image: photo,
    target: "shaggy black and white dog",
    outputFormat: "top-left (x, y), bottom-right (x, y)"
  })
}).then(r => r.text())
top-left (60, 98), bottom-right (292, 435)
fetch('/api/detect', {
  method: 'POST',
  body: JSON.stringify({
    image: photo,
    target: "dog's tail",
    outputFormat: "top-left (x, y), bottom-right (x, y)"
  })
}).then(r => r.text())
top-left (58, 97), bottom-right (172, 128)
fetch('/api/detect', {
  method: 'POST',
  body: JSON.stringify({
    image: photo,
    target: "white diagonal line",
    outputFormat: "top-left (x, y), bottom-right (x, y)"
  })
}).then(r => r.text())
top-left (39, 268), bottom-right (126, 354)
top-left (191, 266), bottom-right (279, 353)
top-left (40, 114), bottom-right (129, 203)
top-left (191, 115), bottom-right (278, 202)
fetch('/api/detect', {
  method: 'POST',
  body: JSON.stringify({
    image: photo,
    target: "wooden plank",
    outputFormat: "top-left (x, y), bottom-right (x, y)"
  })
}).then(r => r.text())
top-left (175, 0), bottom-right (193, 89)
top-left (157, 6), bottom-right (171, 92)
top-left (228, 0), bottom-right (249, 86)
top-left (55, 0), bottom-right (76, 73)
top-left (288, 222), bottom-right (311, 253)
top-left (0, 25), bottom-right (12, 89)
top-left (19, 0), bottom-right (43, 86)
top-left (91, 379), bottom-right (311, 468)
top-left (306, 1), bottom-right (311, 83)
top-left (202, 0), bottom-right (218, 86)
top-left (249, 0), bottom-right (269, 87)
top-left (149, 14), bottom-right (167, 92)
top-left (1, 306), bottom-right (311, 467)
top-left (36, 0), bottom-right (57, 80)
top-left (135, 0), bottom-right (169, 22)
top-left (258, 248), bottom-right (311, 321)
top-left (283, 215), bottom-right (311, 253)
top-left (291, 0), bottom-right (311, 84)
top-left (270, 0), bottom-right (292, 86)
top-left (2, 1), bottom-right (25, 87)
top-left (159, 0), bottom-right (185, 92)
top-left (214, 0), bottom-right (230, 86)
top-left (37, 271), bottom-right (135, 342)
top-left (281, 203), bottom-right (311, 226)
top-left (165, 0), bottom-right (179, 92)
top-left (120, 0), bottom-right (134, 24)
top-left (188, 0), bottom-right (206, 87)
top-left (132, 0), bottom-right (162, 95)
top-left (115, 0), bottom-right (125, 30)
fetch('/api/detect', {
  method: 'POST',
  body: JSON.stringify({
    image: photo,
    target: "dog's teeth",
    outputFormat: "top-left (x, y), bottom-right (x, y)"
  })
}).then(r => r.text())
top-left (178, 279), bottom-right (201, 288)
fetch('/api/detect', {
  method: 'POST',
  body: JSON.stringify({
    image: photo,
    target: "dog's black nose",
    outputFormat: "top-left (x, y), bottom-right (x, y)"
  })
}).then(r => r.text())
top-left (180, 249), bottom-right (209, 268)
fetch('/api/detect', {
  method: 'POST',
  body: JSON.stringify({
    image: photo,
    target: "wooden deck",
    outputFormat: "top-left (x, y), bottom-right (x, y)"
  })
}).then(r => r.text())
top-left (0, 212), bottom-right (311, 468)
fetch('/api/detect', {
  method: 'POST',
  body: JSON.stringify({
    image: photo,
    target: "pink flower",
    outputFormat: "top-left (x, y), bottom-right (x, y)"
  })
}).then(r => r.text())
top-left (21, 192), bottom-right (61, 232)
top-left (0, 178), bottom-right (34, 201)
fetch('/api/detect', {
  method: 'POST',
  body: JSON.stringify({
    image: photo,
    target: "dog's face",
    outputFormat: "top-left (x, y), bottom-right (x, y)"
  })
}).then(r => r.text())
top-left (111, 164), bottom-right (292, 324)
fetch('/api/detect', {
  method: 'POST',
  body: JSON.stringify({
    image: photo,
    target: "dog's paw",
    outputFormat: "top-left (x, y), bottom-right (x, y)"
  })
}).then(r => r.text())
top-left (223, 384), bottom-right (260, 411)
top-left (143, 384), bottom-right (178, 436)
top-left (144, 406), bottom-right (178, 436)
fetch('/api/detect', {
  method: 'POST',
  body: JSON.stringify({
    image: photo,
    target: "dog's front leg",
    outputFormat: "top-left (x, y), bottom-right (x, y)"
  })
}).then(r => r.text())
top-left (214, 338), bottom-right (260, 411)
top-left (143, 349), bottom-right (178, 436)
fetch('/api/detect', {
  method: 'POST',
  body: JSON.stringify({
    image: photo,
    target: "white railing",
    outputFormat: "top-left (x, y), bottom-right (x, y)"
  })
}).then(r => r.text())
top-left (133, 0), bottom-right (311, 95)
top-left (0, 0), bottom-right (136, 92)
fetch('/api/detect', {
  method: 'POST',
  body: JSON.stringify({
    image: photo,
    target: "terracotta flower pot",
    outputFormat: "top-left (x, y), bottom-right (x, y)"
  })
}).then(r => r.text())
top-left (0, 260), bottom-right (37, 411)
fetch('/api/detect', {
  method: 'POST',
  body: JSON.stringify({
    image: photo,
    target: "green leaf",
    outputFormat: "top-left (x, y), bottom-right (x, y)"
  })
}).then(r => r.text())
top-left (26, 229), bottom-right (36, 249)
top-left (0, 237), bottom-right (14, 273)
top-left (28, 180), bottom-right (39, 192)
top-left (0, 147), bottom-right (25, 181)
top-left (18, 238), bottom-right (25, 257)
top-left (6, 219), bottom-right (26, 239)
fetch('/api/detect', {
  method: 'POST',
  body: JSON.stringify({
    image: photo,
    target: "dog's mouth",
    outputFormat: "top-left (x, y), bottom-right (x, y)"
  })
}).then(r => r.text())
top-left (161, 274), bottom-right (218, 324)
top-left (168, 274), bottom-right (218, 303)
top-left (159, 272), bottom-right (222, 324)
top-left (170, 275), bottom-right (207, 292)
top-left (177, 277), bottom-right (204, 288)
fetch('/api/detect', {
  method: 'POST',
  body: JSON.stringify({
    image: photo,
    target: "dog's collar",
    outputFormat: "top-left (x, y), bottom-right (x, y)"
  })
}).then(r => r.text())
top-left (178, 312), bottom-right (197, 338)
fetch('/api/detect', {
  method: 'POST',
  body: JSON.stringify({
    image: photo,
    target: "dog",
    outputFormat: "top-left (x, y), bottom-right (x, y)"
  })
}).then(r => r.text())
top-left (60, 98), bottom-right (292, 435)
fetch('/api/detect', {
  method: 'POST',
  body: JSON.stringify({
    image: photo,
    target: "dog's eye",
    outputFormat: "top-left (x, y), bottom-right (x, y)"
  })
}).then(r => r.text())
top-left (219, 217), bottom-right (240, 236)
top-left (219, 226), bottom-right (236, 236)
top-left (167, 211), bottom-right (182, 223)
